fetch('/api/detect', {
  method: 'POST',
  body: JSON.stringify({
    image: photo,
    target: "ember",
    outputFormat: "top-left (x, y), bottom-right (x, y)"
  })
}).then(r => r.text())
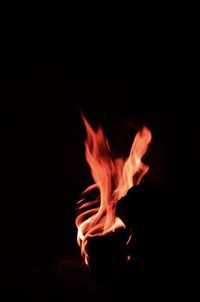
top-left (75, 114), bottom-right (152, 267)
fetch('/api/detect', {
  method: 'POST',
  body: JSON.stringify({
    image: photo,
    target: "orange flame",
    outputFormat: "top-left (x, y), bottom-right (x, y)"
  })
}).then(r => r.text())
top-left (75, 114), bottom-right (152, 265)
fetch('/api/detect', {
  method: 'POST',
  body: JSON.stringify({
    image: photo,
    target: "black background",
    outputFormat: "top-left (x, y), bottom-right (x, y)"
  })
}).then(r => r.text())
top-left (1, 10), bottom-right (198, 300)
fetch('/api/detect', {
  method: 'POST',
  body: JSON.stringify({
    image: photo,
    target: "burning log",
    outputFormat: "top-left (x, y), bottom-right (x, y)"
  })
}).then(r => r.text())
top-left (85, 181), bottom-right (174, 279)
top-left (75, 113), bottom-right (152, 275)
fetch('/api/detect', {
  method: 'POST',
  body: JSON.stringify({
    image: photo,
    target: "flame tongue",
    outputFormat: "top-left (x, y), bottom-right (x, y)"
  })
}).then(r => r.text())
top-left (75, 115), bottom-right (152, 265)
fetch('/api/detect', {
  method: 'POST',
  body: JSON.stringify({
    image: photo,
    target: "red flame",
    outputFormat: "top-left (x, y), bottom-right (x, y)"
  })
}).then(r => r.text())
top-left (75, 114), bottom-right (152, 265)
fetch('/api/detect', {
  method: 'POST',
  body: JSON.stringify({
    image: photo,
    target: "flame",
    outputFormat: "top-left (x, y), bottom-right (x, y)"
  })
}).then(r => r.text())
top-left (75, 114), bottom-right (152, 265)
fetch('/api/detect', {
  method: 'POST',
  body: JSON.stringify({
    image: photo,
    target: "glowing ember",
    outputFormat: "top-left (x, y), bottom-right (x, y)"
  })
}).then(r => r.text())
top-left (75, 114), bottom-right (152, 265)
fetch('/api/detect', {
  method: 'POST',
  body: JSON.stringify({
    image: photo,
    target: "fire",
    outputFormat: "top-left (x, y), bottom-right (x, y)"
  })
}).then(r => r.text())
top-left (75, 114), bottom-right (152, 265)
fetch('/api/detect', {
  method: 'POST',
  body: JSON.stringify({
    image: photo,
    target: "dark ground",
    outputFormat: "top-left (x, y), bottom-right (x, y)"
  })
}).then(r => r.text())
top-left (0, 10), bottom-right (198, 300)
